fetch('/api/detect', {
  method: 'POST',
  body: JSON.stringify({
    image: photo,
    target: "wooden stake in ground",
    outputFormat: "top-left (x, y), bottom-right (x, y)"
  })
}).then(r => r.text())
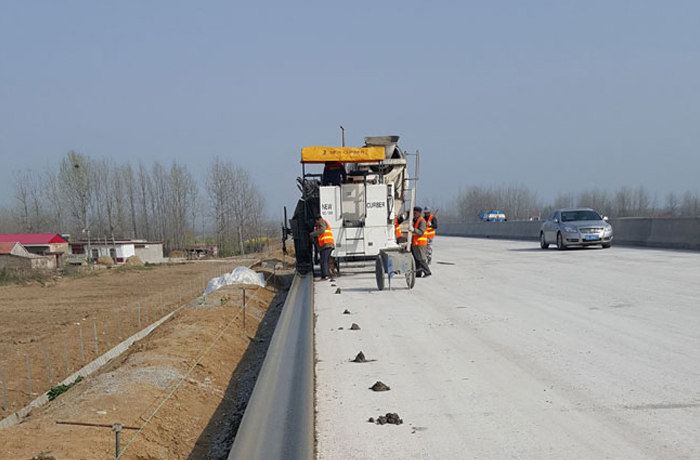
top-left (1, 364), bottom-right (7, 411)
top-left (26, 354), bottom-right (32, 396)
top-left (44, 346), bottom-right (52, 385)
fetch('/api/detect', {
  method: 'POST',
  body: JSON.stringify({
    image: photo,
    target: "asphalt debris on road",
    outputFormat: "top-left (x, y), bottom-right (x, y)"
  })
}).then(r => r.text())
top-left (369, 381), bottom-right (390, 391)
top-left (342, 309), bottom-right (351, 314)
top-left (352, 351), bottom-right (367, 363)
top-left (350, 323), bottom-right (361, 330)
top-left (369, 413), bottom-right (403, 425)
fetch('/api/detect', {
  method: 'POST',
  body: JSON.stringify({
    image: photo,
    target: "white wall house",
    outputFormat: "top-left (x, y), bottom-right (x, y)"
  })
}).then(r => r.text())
top-left (69, 239), bottom-right (163, 264)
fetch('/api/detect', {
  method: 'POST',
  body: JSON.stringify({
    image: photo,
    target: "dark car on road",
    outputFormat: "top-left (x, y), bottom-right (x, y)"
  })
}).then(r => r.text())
top-left (540, 208), bottom-right (613, 250)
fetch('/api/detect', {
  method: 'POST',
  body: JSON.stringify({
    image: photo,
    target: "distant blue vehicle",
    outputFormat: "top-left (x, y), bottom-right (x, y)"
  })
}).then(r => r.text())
top-left (479, 210), bottom-right (507, 222)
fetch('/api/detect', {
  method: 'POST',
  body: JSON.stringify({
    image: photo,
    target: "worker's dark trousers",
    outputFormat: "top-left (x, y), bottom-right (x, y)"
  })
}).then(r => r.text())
top-left (319, 246), bottom-right (333, 278)
top-left (411, 245), bottom-right (431, 277)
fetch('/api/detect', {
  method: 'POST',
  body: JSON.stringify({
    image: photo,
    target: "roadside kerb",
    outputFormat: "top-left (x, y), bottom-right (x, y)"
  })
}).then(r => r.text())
top-left (227, 273), bottom-right (314, 460)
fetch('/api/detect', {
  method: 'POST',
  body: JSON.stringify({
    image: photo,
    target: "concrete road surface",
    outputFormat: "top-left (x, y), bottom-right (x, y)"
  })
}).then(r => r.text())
top-left (314, 237), bottom-right (700, 460)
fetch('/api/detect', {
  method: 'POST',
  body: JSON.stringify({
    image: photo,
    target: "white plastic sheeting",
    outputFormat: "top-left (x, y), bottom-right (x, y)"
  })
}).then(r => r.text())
top-left (204, 266), bottom-right (266, 295)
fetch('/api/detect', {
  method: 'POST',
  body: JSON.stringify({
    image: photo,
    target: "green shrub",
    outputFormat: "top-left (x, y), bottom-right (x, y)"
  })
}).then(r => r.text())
top-left (47, 375), bottom-right (83, 401)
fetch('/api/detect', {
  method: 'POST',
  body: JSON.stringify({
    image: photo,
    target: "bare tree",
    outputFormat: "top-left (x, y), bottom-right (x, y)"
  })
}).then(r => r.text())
top-left (206, 158), bottom-right (236, 256)
top-left (137, 164), bottom-right (151, 239)
top-left (43, 168), bottom-right (64, 231)
top-left (680, 192), bottom-right (700, 217)
top-left (665, 192), bottom-right (679, 217)
top-left (122, 165), bottom-right (139, 238)
top-left (12, 170), bottom-right (32, 232)
top-left (59, 151), bottom-right (92, 234)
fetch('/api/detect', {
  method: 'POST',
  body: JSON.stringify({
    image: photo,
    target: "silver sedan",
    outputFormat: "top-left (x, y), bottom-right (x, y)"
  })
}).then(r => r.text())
top-left (540, 208), bottom-right (613, 250)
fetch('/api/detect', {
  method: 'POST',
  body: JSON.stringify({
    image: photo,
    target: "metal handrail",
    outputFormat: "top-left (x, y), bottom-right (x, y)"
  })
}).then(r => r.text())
top-left (227, 273), bottom-right (314, 460)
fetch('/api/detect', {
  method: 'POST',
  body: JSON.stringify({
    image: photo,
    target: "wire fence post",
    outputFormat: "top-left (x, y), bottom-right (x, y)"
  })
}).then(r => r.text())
top-left (79, 326), bottom-right (85, 364)
top-left (64, 336), bottom-right (69, 374)
top-left (114, 423), bottom-right (122, 459)
top-left (243, 288), bottom-right (247, 332)
top-left (93, 323), bottom-right (99, 356)
top-left (44, 346), bottom-right (52, 385)
top-left (117, 308), bottom-right (122, 340)
top-left (26, 354), bottom-right (32, 396)
top-left (1, 363), bottom-right (8, 411)
top-left (104, 312), bottom-right (111, 349)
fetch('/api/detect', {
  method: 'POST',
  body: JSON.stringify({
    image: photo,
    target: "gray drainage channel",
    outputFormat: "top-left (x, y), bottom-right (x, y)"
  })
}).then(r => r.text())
top-left (227, 273), bottom-right (314, 460)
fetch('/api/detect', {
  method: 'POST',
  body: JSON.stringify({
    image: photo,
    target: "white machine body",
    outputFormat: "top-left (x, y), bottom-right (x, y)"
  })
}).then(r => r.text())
top-left (320, 183), bottom-right (399, 258)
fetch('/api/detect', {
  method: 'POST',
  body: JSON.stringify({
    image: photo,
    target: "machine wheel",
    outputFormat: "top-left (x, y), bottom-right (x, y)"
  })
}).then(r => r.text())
top-left (405, 256), bottom-right (416, 289)
top-left (540, 232), bottom-right (549, 249)
top-left (556, 232), bottom-right (566, 251)
top-left (602, 243), bottom-right (611, 249)
top-left (375, 256), bottom-right (385, 291)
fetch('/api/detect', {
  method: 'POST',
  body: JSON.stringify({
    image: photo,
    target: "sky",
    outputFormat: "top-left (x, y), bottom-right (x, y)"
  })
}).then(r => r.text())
top-left (1, 1), bottom-right (699, 222)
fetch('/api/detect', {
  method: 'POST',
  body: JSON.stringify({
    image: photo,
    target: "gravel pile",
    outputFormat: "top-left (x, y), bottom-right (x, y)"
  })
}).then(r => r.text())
top-left (368, 413), bottom-right (403, 425)
top-left (369, 381), bottom-right (390, 391)
top-left (352, 351), bottom-right (367, 363)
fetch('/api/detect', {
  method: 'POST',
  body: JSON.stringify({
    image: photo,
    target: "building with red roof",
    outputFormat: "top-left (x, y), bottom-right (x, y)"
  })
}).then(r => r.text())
top-left (0, 233), bottom-right (68, 268)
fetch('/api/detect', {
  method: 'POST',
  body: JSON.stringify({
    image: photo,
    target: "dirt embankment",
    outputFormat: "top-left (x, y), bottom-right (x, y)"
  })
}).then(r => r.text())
top-left (0, 251), bottom-right (295, 460)
top-left (0, 258), bottom-right (255, 416)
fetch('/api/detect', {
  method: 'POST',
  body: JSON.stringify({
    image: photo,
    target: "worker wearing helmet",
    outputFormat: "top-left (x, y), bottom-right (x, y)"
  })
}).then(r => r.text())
top-left (408, 206), bottom-right (431, 278)
top-left (310, 214), bottom-right (335, 280)
top-left (423, 207), bottom-right (438, 264)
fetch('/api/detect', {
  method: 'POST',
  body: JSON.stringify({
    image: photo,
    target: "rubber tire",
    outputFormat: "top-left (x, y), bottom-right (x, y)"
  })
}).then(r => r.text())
top-left (375, 256), bottom-right (385, 291)
top-left (405, 256), bottom-right (416, 289)
top-left (540, 232), bottom-right (549, 249)
top-left (602, 243), bottom-right (611, 249)
top-left (556, 232), bottom-right (566, 251)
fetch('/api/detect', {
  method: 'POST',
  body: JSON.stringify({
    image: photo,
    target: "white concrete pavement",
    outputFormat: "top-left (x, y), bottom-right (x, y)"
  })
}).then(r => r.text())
top-left (314, 236), bottom-right (700, 460)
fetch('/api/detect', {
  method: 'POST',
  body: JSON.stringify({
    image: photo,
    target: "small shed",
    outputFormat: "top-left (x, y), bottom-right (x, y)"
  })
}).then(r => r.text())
top-left (0, 242), bottom-right (56, 269)
top-left (0, 233), bottom-right (68, 268)
top-left (69, 239), bottom-right (164, 264)
top-left (186, 244), bottom-right (219, 259)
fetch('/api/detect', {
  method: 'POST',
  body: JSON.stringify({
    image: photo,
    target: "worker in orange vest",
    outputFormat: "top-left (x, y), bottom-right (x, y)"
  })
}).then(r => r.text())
top-left (310, 214), bottom-right (335, 280)
top-left (408, 206), bottom-right (431, 278)
top-left (424, 207), bottom-right (438, 264)
top-left (395, 215), bottom-right (407, 244)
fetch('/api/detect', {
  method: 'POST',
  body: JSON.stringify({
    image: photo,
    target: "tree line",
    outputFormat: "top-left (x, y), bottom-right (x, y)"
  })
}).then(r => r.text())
top-left (1, 151), bottom-right (268, 256)
top-left (442, 184), bottom-right (700, 223)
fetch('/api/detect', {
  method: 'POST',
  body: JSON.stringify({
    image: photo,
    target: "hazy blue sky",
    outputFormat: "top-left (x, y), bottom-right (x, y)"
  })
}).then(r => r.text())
top-left (1, 1), bottom-right (699, 220)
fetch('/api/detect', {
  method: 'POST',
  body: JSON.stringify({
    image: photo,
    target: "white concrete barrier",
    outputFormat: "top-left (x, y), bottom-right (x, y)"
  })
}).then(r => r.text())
top-left (441, 217), bottom-right (700, 250)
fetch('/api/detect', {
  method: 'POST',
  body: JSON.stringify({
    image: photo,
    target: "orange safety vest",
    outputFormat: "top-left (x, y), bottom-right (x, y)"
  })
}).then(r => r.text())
top-left (412, 217), bottom-right (428, 246)
top-left (425, 214), bottom-right (436, 239)
top-left (317, 219), bottom-right (335, 247)
top-left (394, 218), bottom-right (402, 240)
